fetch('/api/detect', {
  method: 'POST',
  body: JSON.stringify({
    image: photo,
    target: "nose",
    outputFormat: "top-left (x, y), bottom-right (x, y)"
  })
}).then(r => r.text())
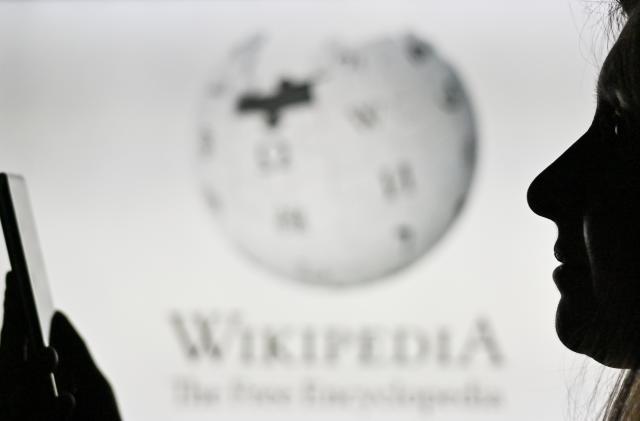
top-left (527, 126), bottom-right (597, 221)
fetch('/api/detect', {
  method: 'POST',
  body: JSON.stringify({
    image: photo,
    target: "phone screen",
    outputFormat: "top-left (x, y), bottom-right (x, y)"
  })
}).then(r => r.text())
top-left (0, 174), bottom-right (54, 348)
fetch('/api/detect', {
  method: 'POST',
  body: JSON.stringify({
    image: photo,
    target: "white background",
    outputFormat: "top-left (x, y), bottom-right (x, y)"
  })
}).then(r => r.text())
top-left (0, 1), bottom-right (621, 420)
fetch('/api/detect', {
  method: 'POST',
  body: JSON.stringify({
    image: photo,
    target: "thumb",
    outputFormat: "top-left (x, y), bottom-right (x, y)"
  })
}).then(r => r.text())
top-left (55, 391), bottom-right (76, 421)
top-left (49, 311), bottom-right (99, 384)
top-left (49, 312), bottom-right (122, 421)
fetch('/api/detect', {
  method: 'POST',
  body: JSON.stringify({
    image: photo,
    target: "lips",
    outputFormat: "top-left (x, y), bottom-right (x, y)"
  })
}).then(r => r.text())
top-left (553, 263), bottom-right (590, 294)
top-left (553, 244), bottom-right (566, 263)
top-left (552, 233), bottom-right (591, 294)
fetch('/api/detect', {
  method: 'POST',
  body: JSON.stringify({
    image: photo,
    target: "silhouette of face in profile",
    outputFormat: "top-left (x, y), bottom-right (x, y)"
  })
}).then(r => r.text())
top-left (527, 17), bottom-right (640, 368)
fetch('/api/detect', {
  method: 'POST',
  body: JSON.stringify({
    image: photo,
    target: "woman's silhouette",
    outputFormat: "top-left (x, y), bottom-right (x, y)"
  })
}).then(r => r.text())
top-left (528, 0), bottom-right (640, 418)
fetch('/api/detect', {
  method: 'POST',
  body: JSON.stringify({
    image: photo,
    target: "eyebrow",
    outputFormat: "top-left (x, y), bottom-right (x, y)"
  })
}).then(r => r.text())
top-left (596, 79), bottom-right (618, 110)
top-left (615, 89), bottom-right (629, 109)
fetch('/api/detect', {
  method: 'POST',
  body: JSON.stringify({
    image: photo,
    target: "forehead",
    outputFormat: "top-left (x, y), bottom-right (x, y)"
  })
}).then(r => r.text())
top-left (597, 16), bottom-right (638, 109)
top-left (597, 41), bottom-right (626, 106)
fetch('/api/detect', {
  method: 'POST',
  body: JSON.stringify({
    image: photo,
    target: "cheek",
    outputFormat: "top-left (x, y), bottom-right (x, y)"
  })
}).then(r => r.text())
top-left (583, 187), bottom-right (640, 306)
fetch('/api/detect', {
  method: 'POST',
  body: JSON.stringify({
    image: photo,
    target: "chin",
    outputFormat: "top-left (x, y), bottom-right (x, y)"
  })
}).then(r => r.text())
top-left (556, 296), bottom-right (640, 369)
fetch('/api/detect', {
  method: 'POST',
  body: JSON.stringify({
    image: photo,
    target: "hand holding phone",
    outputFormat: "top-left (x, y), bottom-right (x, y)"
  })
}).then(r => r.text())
top-left (0, 174), bottom-right (57, 396)
top-left (0, 271), bottom-right (75, 421)
top-left (0, 174), bottom-right (121, 420)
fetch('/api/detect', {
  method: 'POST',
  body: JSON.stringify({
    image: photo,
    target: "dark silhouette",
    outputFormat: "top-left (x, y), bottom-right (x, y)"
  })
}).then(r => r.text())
top-left (528, 0), bottom-right (640, 418)
top-left (0, 272), bottom-right (121, 420)
top-left (528, 1), bottom-right (640, 371)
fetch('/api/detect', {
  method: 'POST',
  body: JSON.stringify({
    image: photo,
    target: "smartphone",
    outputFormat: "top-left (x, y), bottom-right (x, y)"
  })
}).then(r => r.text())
top-left (0, 173), bottom-right (57, 396)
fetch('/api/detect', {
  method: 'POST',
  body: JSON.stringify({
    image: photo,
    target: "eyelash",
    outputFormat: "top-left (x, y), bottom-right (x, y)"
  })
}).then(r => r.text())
top-left (597, 103), bottom-right (624, 138)
top-left (613, 110), bottom-right (622, 136)
top-left (594, 85), bottom-right (627, 138)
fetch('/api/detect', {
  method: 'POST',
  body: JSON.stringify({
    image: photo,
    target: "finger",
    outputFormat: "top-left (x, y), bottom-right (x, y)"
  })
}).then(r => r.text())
top-left (0, 272), bottom-right (27, 366)
top-left (55, 391), bottom-right (76, 421)
top-left (38, 346), bottom-right (58, 372)
top-left (50, 311), bottom-right (98, 382)
top-left (50, 312), bottom-right (122, 420)
top-left (6, 347), bottom-right (58, 388)
top-left (0, 354), bottom-right (59, 412)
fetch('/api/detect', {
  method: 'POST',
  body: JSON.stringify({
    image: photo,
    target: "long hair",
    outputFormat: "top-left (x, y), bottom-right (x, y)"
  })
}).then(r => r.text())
top-left (600, 0), bottom-right (640, 117)
top-left (603, 370), bottom-right (640, 420)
